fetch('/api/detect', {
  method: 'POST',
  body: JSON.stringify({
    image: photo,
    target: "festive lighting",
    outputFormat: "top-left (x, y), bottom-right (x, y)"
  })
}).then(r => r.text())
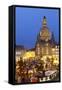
top-left (22, 51), bottom-right (35, 60)
top-left (53, 59), bottom-right (59, 65)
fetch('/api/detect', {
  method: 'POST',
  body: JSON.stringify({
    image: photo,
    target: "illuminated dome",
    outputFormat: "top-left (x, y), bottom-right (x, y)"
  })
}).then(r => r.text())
top-left (40, 16), bottom-right (51, 41)
top-left (40, 27), bottom-right (51, 41)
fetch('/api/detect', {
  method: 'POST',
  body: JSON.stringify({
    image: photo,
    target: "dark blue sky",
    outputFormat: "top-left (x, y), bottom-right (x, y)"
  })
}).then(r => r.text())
top-left (16, 7), bottom-right (59, 49)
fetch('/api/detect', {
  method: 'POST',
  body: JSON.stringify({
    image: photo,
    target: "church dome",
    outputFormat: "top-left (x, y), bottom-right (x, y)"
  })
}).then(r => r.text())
top-left (39, 16), bottom-right (51, 41)
top-left (40, 27), bottom-right (51, 41)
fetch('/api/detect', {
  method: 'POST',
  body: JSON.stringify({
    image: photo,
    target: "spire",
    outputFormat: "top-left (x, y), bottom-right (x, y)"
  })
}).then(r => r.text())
top-left (51, 32), bottom-right (56, 45)
top-left (42, 16), bottom-right (47, 27)
top-left (51, 32), bottom-right (55, 42)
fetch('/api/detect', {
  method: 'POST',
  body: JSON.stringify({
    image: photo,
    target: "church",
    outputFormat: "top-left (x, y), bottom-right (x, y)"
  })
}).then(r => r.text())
top-left (15, 16), bottom-right (59, 83)
top-left (16, 16), bottom-right (59, 65)
top-left (35, 16), bottom-right (59, 58)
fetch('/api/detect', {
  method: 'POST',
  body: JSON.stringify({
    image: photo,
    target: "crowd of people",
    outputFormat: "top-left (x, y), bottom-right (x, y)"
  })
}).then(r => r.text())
top-left (15, 57), bottom-right (59, 83)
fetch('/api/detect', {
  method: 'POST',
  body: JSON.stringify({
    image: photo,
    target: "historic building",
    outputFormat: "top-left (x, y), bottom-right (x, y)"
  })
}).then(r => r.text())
top-left (35, 16), bottom-right (59, 58)
top-left (15, 16), bottom-right (59, 83)
top-left (16, 45), bottom-right (26, 62)
top-left (16, 16), bottom-right (59, 65)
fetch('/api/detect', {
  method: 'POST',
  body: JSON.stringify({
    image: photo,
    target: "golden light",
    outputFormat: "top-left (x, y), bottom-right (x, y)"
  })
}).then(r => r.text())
top-left (16, 56), bottom-right (20, 62)
top-left (41, 56), bottom-right (46, 60)
top-left (41, 55), bottom-right (52, 62)
top-left (16, 66), bottom-right (19, 69)
top-left (22, 51), bottom-right (35, 60)
top-left (28, 70), bottom-right (33, 74)
top-left (52, 48), bottom-right (55, 51)
top-left (53, 60), bottom-right (59, 65)
top-left (48, 55), bottom-right (52, 59)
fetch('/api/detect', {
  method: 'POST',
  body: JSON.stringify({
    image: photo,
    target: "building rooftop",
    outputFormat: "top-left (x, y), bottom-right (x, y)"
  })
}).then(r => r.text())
top-left (16, 45), bottom-right (25, 50)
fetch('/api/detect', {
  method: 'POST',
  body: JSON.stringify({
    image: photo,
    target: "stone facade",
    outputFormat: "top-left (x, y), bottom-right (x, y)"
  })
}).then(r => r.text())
top-left (35, 16), bottom-right (58, 57)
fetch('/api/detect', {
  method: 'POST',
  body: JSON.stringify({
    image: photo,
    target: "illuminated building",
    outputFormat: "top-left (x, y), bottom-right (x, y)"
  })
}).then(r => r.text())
top-left (22, 51), bottom-right (35, 60)
top-left (35, 16), bottom-right (59, 58)
top-left (16, 16), bottom-right (59, 66)
top-left (15, 16), bottom-right (59, 82)
top-left (16, 45), bottom-right (26, 62)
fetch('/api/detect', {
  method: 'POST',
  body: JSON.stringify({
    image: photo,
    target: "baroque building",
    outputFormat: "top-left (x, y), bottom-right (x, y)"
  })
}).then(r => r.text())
top-left (35, 16), bottom-right (58, 57)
